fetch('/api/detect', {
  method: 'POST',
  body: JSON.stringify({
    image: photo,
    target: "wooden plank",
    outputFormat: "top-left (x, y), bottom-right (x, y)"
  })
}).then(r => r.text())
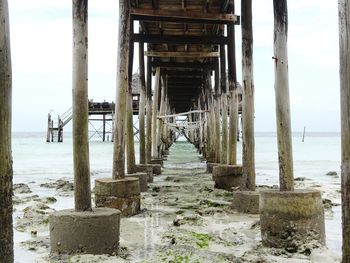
top-left (152, 61), bottom-right (215, 69)
top-left (158, 110), bottom-right (208, 119)
top-left (145, 51), bottom-right (219, 58)
top-left (133, 33), bottom-right (228, 44)
top-left (131, 8), bottom-right (238, 24)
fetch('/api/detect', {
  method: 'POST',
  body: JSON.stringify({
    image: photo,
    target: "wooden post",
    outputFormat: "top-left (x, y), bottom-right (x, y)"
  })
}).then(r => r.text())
top-left (126, 28), bottom-right (136, 174)
top-left (138, 42), bottom-right (146, 164)
top-left (339, 1), bottom-right (350, 261)
top-left (241, 0), bottom-right (255, 191)
top-left (0, 0), bottom-right (13, 260)
top-left (273, 0), bottom-right (294, 191)
top-left (214, 59), bottom-right (221, 163)
top-left (102, 114), bottom-right (106, 142)
top-left (228, 21), bottom-right (238, 165)
top-left (146, 55), bottom-right (152, 163)
top-left (126, 89), bottom-right (136, 173)
top-left (112, 0), bottom-right (130, 179)
top-left (152, 67), bottom-right (160, 158)
top-left (157, 75), bottom-right (167, 157)
top-left (46, 113), bottom-right (51, 142)
top-left (220, 44), bottom-right (228, 164)
top-left (72, 0), bottom-right (91, 211)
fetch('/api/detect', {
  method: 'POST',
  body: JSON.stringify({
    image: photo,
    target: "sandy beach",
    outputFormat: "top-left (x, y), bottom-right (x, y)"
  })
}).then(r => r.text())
top-left (12, 137), bottom-right (342, 263)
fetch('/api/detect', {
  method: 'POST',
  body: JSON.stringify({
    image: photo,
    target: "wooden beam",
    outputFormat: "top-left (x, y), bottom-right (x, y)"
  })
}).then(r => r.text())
top-left (131, 8), bottom-right (239, 25)
top-left (151, 61), bottom-right (215, 70)
top-left (133, 33), bottom-right (228, 45)
top-left (145, 51), bottom-right (219, 58)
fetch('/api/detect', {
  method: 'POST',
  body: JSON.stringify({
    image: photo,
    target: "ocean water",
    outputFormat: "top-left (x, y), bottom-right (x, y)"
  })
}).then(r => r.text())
top-left (11, 132), bottom-right (342, 261)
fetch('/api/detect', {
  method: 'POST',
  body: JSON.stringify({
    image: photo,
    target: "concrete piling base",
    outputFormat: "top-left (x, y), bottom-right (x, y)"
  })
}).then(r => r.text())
top-left (206, 162), bottom-right (219, 173)
top-left (212, 165), bottom-right (243, 191)
top-left (95, 178), bottom-right (141, 216)
top-left (232, 191), bottom-right (260, 214)
top-left (150, 158), bottom-right (163, 166)
top-left (260, 189), bottom-right (325, 249)
top-left (134, 164), bottom-right (154, 182)
top-left (126, 173), bottom-right (148, 192)
top-left (135, 164), bottom-right (162, 175)
top-left (50, 208), bottom-right (120, 255)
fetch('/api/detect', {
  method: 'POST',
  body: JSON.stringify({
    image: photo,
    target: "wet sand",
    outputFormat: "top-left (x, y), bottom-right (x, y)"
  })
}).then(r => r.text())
top-left (13, 142), bottom-right (342, 262)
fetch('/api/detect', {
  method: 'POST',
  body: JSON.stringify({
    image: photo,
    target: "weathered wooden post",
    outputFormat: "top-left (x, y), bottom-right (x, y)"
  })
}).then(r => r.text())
top-left (0, 0), bottom-right (13, 261)
top-left (71, 0), bottom-right (91, 212)
top-left (231, 0), bottom-right (259, 214)
top-left (46, 113), bottom-right (51, 142)
top-left (259, 0), bottom-right (325, 249)
top-left (50, 0), bottom-right (120, 254)
top-left (138, 42), bottom-right (146, 164)
top-left (227, 21), bottom-right (238, 166)
top-left (220, 44), bottom-right (228, 165)
top-left (338, 1), bottom-right (350, 261)
top-left (152, 67), bottom-right (161, 158)
top-left (146, 55), bottom-right (153, 163)
top-left (94, 0), bottom-right (141, 215)
top-left (212, 19), bottom-right (243, 192)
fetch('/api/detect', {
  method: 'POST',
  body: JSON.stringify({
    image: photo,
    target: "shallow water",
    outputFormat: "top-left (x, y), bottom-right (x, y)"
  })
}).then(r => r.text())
top-left (11, 132), bottom-right (342, 262)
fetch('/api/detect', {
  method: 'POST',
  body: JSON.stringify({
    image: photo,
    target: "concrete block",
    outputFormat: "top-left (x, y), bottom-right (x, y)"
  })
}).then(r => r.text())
top-left (50, 208), bottom-right (120, 255)
top-left (232, 191), bottom-right (260, 214)
top-left (126, 173), bottom-right (148, 192)
top-left (260, 189), bottom-right (325, 249)
top-left (212, 165), bottom-right (243, 191)
top-left (206, 162), bottom-right (219, 173)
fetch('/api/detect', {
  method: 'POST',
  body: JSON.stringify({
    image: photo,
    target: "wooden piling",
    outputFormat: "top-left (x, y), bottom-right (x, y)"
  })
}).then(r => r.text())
top-left (241, 0), bottom-right (256, 191)
top-left (146, 56), bottom-right (152, 163)
top-left (72, 0), bottom-right (91, 211)
top-left (214, 59), bottom-right (221, 163)
top-left (220, 44), bottom-right (228, 164)
top-left (46, 113), bottom-right (51, 142)
top-left (273, 0), bottom-right (294, 191)
top-left (112, 0), bottom-right (130, 179)
top-left (0, 0), bottom-right (13, 260)
top-left (152, 67), bottom-right (161, 158)
top-left (338, 0), bottom-right (350, 260)
top-left (138, 42), bottom-right (146, 164)
top-left (227, 21), bottom-right (238, 165)
top-left (126, 35), bottom-right (136, 174)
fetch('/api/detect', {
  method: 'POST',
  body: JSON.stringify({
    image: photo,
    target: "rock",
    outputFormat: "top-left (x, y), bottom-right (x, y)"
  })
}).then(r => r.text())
top-left (13, 183), bottom-right (32, 194)
top-left (323, 198), bottom-right (340, 209)
top-left (294, 177), bottom-right (306, 181)
top-left (15, 203), bottom-right (55, 232)
top-left (326, 171), bottom-right (338, 176)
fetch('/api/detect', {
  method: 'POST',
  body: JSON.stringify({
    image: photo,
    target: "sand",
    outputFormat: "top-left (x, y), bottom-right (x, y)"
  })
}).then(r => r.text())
top-left (12, 164), bottom-right (342, 263)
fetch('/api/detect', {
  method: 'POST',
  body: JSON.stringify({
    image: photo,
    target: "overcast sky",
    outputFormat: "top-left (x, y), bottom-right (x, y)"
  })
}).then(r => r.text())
top-left (9, 0), bottom-right (339, 132)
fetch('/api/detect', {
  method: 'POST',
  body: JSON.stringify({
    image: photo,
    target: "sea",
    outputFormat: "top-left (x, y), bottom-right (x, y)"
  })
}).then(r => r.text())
top-left (11, 132), bottom-right (342, 262)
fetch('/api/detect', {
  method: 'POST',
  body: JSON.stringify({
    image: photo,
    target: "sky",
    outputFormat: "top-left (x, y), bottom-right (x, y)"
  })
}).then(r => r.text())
top-left (8, 0), bottom-right (340, 132)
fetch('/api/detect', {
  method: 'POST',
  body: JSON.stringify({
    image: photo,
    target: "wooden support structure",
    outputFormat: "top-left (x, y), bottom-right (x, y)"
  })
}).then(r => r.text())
top-left (0, 0), bottom-right (13, 260)
top-left (273, 0), bottom-right (294, 191)
top-left (72, 0), bottom-right (91, 211)
top-left (151, 67), bottom-right (160, 158)
top-left (220, 44), bottom-right (228, 164)
top-left (214, 58), bottom-right (221, 163)
top-left (241, 0), bottom-right (255, 191)
top-left (131, 8), bottom-right (238, 24)
top-left (126, 30), bottom-right (136, 174)
top-left (338, 0), bottom-right (350, 260)
top-left (145, 51), bottom-right (219, 58)
top-left (146, 55), bottom-right (152, 163)
top-left (138, 42), bottom-right (146, 164)
top-left (227, 21), bottom-right (238, 165)
top-left (112, 0), bottom-right (130, 179)
top-left (133, 34), bottom-right (229, 45)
